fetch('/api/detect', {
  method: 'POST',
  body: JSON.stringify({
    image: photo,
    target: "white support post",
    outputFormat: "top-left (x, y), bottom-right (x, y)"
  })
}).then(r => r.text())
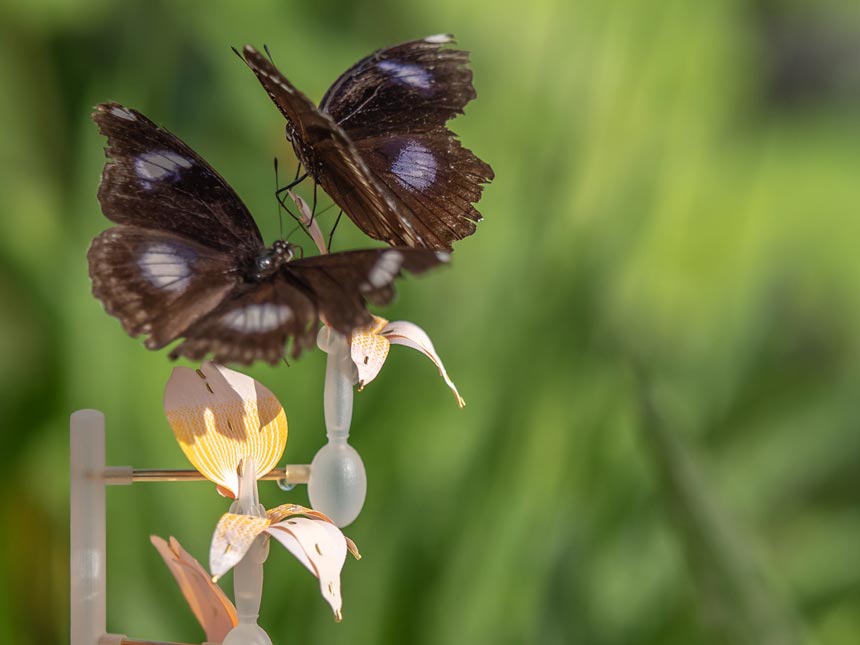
top-left (70, 409), bottom-right (108, 645)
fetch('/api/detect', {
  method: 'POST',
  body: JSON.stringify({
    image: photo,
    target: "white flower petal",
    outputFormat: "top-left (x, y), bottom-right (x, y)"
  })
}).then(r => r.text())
top-left (382, 321), bottom-right (465, 407)
top-left (266, 517), bottom-right (349, 620)
top-left (349, 317), bottom-right (391, 389)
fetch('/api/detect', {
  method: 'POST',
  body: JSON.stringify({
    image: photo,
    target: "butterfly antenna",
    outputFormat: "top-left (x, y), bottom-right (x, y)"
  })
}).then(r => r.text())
top-left (231, 46), bottom-right (251, 69)
top-left (263, 44), bottom-right (276, 64)
top-left (327, 209), bottom-right (344, 252)
top-left (274, 157), bottom-right (284, 239)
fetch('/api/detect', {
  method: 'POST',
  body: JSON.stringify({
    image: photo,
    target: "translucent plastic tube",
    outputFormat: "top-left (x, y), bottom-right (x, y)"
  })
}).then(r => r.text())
top-left (309, 328), bottom-right (367, 527)
top-left (222, 458), bottom-right (271, 645)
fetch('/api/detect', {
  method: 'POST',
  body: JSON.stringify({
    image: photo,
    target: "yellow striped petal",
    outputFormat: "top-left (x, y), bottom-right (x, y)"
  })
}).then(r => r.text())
top-left (164, 362), bottom-right (288, 496)
top-left (209, 512), bottom-right (271, 580)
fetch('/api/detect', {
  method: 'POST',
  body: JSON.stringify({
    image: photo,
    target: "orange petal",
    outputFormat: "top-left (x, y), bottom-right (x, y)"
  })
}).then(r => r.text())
top-left (164, 362), bottom-right (288, 496)
top-left (151, 535), bottom-right (237, 642)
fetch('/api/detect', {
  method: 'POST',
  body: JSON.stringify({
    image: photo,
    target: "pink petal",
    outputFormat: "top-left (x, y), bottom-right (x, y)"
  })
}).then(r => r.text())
top-left (151, 535), bottom-right (237, 643)
top-left (382, 321), bottom-right (465, 407)
top-left (266, 517), bottom-right (350, 620)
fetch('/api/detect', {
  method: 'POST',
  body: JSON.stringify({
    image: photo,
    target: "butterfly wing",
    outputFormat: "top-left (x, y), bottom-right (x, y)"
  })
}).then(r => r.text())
top-left (93, 102), bottom-right (264, 254)
top-left (168, 274), bottom-right (319, 364)
top-left (352, 131), bottom-right (491, 244)
top-left (319, 34), bottom-right (475, 138)
top-left (90, 103), bottom-right (266, 352)
top-left (286, 248), bottom-right (449, 334)
top-left (320, 35), bottom-right (494, 249)
top-left (241, 46), bottom-right (452, 249)
top-left (88, 227), bottom-right (240, 350)
top-left (170, 248), bottom-right (447, 363)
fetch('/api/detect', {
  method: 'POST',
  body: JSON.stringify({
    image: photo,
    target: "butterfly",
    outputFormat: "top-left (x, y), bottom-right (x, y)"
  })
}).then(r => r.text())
top-left (88, 102), bottom-right (448, 365)
top-left (239, 34), bottom-right (494, 251)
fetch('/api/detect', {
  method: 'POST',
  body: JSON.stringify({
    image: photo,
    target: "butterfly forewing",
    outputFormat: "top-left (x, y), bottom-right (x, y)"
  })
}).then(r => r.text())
top-left (94, 102), bottom-right (264, 255)
top-left (319, 35), bottom-right (476, 139)
top-left (287, 248), bottom-right (448, 334)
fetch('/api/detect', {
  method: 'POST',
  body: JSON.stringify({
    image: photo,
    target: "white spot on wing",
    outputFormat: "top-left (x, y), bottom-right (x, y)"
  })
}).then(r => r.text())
top-left (138, 243), bottom-right (194, 292)
top-left (222, 304), bottom-right (292, 333)
top-left (110, 106), bottom-right (137, 121)
top-left (424, 34), bottom-right (453, 44)
top-left (367, 250), bottom-right (404, 289)
top-left (390, 141), bottom-right (437, 192)
top-left (377, 60), bottom-right (432, 90)
top-left (135, 150), bottom-right (193, 185)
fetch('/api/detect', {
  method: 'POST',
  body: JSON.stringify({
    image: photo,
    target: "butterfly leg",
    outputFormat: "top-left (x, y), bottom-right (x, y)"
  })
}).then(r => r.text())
top-left (307, 181), bottom-right (319, 230)
top-left (274, 171), bottom-right (309, 198)
top-left (327, 210), bottom-right (344, 252)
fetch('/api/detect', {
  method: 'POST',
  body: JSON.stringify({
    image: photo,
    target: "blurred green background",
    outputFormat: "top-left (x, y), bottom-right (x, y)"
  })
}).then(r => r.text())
top-left (2, 0), bottom-right (860, 643)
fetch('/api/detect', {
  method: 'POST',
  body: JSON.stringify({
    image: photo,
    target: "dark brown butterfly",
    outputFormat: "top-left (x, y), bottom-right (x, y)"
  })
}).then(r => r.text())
top-left (240, 35), bottom-right (494, 251)
top-left (88, 102), bottom-right (447, 365)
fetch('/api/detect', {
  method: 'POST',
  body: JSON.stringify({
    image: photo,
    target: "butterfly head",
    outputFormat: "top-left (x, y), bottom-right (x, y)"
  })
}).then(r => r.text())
top-left (252, 240), bottom-right (296, 280)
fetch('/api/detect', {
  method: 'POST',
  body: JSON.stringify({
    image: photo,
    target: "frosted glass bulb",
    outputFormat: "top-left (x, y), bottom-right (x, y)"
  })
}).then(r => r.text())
top-left (222, 623), bottom-right (272, 645)
top-left (308, 439), bottom-right (366, 528)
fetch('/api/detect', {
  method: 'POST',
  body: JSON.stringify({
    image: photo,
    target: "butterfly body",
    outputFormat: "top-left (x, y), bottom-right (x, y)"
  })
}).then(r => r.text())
top-left (241, 35), bottom-right (494, 251)
top-left (89, 103), bottom-right (446, 365)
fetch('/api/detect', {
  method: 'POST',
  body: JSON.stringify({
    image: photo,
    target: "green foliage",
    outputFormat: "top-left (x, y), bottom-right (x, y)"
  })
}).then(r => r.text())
top-left (1, 0), bottom-right (859, 643)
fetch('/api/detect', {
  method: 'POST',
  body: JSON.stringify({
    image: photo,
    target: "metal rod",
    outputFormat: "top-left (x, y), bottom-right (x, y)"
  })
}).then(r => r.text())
top-left (120, 639), bottom-right (196, 645)
top-left (125, 465), bottom-right (311, 484)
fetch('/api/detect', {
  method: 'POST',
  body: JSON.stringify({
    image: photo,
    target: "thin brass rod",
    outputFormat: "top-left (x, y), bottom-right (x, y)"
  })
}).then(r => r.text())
top-left (120, 639), bottom-right (197, 645)
top-left (113, 465), bottom-right (310, 484)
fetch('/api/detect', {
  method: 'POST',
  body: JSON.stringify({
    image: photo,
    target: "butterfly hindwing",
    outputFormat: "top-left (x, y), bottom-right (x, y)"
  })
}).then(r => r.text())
top-left (88, 226), bottom-right (239, 350)
top-left (354, 130), bottom-right (492, 244)
top-left (169, 274), bottom-right (320, 364)
top-left (93, 102), bottom-right (264, 255)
